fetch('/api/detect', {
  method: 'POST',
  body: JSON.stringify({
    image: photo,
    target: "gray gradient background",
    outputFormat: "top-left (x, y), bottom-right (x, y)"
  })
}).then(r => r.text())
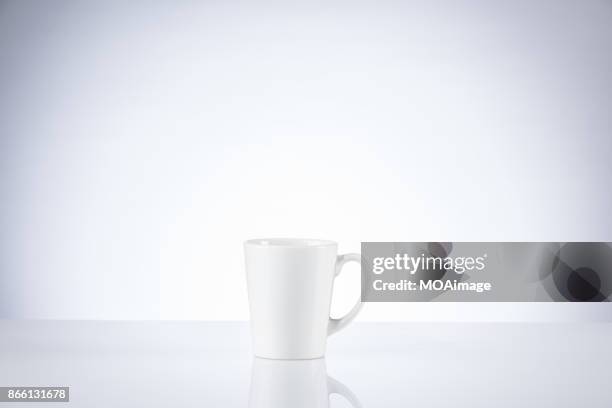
top-left (1, 0), bottom-right (611, 320)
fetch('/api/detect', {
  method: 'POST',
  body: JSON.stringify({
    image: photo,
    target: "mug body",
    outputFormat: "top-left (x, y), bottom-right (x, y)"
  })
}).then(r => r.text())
top-left (245, 238), bottom-right (338, 359)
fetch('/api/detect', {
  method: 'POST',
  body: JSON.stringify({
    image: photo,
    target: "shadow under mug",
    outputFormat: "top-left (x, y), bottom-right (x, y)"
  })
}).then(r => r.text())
top-left (249, 357), bottom-right (363, 408)
top-left (245, 238), bottom-right (362, 359)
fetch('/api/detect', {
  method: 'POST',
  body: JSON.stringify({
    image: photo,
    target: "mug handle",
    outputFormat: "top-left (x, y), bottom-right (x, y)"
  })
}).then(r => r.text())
top-left (328, 253), bottom-right (363, 336)
top-left (328, 376), bottom-right (364, 408)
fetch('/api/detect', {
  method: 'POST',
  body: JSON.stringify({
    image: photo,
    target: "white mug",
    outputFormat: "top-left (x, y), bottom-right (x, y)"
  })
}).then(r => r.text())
top-left (249, 357), bottom-right (363, 408)
top-left (244, 238), bottom-right (362, 359)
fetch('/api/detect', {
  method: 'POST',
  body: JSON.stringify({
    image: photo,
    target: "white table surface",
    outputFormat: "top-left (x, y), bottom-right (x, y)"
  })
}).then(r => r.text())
top-left (1, 321), bottom-right (611, 407)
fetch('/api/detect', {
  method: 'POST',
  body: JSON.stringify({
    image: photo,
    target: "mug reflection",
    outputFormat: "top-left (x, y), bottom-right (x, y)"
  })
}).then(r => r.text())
top-left (249, 357), bottom-right (363, 408)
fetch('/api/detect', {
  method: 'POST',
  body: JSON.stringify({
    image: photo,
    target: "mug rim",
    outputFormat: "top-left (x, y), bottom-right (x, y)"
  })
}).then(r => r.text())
top-left (245, 238), bottom-right (337, 248)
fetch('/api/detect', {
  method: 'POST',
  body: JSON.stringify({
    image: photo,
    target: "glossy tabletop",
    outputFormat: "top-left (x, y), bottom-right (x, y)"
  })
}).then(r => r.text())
top-left (0, 321), bottom-right (610, 407)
